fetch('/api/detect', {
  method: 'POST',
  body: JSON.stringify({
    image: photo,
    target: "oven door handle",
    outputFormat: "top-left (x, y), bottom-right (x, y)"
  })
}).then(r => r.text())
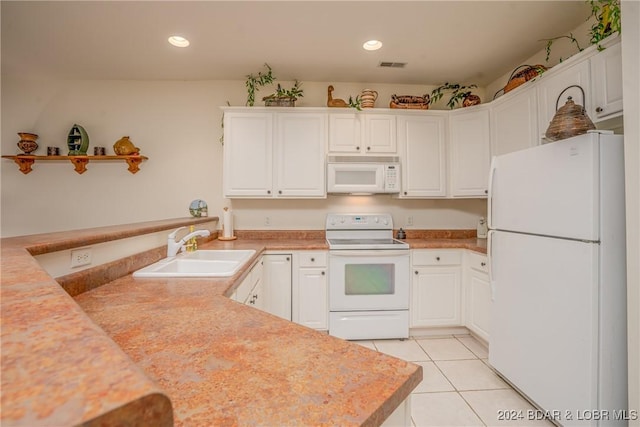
top-left (329, 250), bottom-right (410, 257)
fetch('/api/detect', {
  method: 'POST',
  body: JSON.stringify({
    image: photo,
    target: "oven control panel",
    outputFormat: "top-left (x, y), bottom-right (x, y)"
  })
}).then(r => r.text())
top-left (326, 213), bottom-right (393, 230)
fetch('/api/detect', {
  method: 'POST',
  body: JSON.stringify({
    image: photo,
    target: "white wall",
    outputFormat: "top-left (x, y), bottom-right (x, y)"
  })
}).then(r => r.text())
top-left (1, 78), bottom-right (487, 237)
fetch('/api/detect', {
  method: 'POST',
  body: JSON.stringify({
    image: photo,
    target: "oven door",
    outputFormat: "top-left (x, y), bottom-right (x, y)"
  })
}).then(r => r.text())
top-left (329, 250), bottom-right (410, 311)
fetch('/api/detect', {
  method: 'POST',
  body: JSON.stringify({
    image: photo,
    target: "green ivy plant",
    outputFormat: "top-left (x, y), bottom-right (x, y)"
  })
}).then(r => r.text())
top-left (430, 83), bottom-right (478, 109)
top-left (348, 95), bottom-right (362, 111)
top-left (263, 80), bottom-right (304, 102)
top-left (245, 63), bottom-right (275, 106)
top-left (588, 0), bottom-right (621, 48)
top-left (540, 0), bottom-right (620, 63)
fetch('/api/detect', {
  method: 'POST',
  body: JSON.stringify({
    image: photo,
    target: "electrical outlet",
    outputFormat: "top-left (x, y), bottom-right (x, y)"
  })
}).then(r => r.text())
top-left (265, 216), bottom-right (271, 226)
top-left (407, 216), bottom-right (413, 226)
top-left (70, 248), bottom-right (92, 268)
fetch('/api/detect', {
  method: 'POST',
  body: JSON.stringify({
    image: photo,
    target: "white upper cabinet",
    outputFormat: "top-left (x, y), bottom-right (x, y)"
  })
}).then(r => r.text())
top-left (275, 112), bottom-right (327, 197)
top-left (328, 112), bottom-right (396, 154)
top-left (490, 85), bottom-right (539, 156)
top-left (536, 60), bottom-right (591, 142)
top-left (397, 114), bottom-right (447, 198)
top-left (223, 109), bottom-right (327, 198)
top-left (223, 112), bottom-right (274, 197)
top-left (448, 107), bottom-right (491, 197)
top-left (590, 40), bottom-right (623, 121)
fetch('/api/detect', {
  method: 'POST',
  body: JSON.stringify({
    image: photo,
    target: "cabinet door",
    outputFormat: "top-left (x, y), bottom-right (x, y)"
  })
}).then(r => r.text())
top-left (363, 114), bottom-right (397, 153)
top-left (262, 254), bottom-right (292, 320)
top-left (398, 115), bottom-right (447, 197)
top-left (328, 113), bottom-right (361, 153)
top-left (297, 267), bottom-right (328, 330)
top-left (467, 269), bottom-right (491, 342)
top-left (275, 113), bottom-right (327, 197)
top-left (411, 266), bottom-right (461, 327)
top-left (590, 41), bottom-right (623, 120)
top-left (490, 87), bottom-right (539, 156)
top-left (223, 112), bottom-right (273, 197)
top-left (449, 108), bottom-right (491, 197)
top-left (536, 60), bottom-right (591, 141)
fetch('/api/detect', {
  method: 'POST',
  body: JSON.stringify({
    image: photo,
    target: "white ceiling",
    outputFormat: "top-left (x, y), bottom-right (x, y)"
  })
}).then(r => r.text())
top-left (1, 1), bottom-right (591, 86)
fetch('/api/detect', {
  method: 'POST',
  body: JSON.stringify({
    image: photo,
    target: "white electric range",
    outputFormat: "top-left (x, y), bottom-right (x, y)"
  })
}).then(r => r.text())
top-left (326, 213), bottom-right (410, 340)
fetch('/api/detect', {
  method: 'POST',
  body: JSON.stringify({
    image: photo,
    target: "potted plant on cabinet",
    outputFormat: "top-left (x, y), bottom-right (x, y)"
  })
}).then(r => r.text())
top-left (262, 80), bottom-right (304, 107)
top-left (245, 63), bottom-right (304, 107)
top-left (430, 83), bottom-right (480, 109)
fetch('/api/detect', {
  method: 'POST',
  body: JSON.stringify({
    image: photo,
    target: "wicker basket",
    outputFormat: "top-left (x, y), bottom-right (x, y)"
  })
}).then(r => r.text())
top-left (503, 64), bottom-right (547, 93)
top-left (263, 96), bottom-right (296, 107)
top-left (389, 94), bottom-right (430, 110)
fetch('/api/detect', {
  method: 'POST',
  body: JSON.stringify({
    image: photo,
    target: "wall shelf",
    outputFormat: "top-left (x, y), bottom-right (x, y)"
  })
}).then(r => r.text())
top-left (1, 155), bottom-right (148, 175)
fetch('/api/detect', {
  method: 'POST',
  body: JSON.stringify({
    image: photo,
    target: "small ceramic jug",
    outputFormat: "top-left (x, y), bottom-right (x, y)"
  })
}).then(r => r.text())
top-left (360, 89), bottom-right (378, 108)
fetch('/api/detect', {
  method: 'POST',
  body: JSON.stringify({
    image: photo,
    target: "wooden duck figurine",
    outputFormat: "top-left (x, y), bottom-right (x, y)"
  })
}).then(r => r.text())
top-left (327, 85), bottom-right (348, 107)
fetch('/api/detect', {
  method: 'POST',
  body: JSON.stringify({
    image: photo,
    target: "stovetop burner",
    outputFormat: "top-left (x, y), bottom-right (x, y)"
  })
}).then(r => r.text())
top-left (325, 213), bottom-right (409, 250)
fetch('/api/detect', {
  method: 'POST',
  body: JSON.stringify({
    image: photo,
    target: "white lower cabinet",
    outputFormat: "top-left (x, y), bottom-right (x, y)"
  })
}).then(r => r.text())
top-left (292, 251), bottom-right (328, 330)
top-left (410, 250), bottom-right (462, 327)
top-left (233, 258), bottom-right (264, 309)
top-left (464, 252), bottom-right (490, 343)
top-left (262, 253), bottom-right (292, 320)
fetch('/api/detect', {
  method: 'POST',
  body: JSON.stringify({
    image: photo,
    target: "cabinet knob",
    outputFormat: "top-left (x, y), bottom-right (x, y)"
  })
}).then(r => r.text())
top-left (415, 270), bottom-right (419, 275)
top-left (436, 256), bottom-right (441, 261)
top-left (267, 190), bottom-right (271, 194)
top-left (286, 257), bottom-right (290, 261)
top-left (481, 262), bottom-right (486, 267)
top-left (356, 146), bottom-right (360, 151)
top-left (278, 190), bottom-right (282, 194)
top-left (310, 257), bottom-right (315, 262)
top-left (321, 271), bottom-right (325, 275)
top-left (404, 191), bottom-right (408, 195)
top-left (254, 294), bottom-right (258, 300)
top-left (596, 107), bottom-right (603, 113)
top-left (366, 146), bottom-right (371, 151)
top-left (484, 189), bottom-right (488, 194)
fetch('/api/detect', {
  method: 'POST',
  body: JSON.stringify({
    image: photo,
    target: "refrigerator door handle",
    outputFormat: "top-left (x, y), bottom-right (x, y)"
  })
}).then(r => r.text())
top-left (487, 156), bottom-right (497, 230)
top-left (488, 229), bottom-right (496, 302)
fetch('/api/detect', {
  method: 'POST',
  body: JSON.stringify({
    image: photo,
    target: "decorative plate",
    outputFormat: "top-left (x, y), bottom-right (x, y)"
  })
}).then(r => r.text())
top-left (189, 199), bottom-right (208, 217)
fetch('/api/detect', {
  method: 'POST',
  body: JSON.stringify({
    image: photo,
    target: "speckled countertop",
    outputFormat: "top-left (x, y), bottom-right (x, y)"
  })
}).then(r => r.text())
top-left (1, 219), bottom-right (486, 426)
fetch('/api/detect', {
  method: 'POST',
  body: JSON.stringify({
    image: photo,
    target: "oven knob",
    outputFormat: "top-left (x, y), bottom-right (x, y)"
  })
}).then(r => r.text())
top-left (340, 217), bottom-right (345, 224)
top-left (374, 217), bottom-right (379, 223)
top-left (383, 219), bottom-right (389, 225)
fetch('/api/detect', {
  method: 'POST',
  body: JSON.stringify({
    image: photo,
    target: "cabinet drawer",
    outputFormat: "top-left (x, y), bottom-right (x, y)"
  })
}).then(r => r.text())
top-left (412, 250), bottom-right (462, 266)
top-left (298, 251), bottom-right (327, 268)
top-left (468, 252), bottom-right (489, 274)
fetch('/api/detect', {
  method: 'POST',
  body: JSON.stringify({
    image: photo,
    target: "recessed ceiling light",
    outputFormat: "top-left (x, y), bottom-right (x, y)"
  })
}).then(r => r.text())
top-left (363, 40), bottom-right (382, 51)
top-left (168, 36), bottom-right (190, 48)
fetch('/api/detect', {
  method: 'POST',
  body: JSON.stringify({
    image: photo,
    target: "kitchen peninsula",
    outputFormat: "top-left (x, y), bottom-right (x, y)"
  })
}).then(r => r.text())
top-left (1, 218), bottom-right (423, 426)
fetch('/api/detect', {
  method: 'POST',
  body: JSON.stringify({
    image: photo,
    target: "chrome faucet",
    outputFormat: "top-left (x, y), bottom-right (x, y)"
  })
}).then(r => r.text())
top-left (167, 226), bottom-right (211, 257)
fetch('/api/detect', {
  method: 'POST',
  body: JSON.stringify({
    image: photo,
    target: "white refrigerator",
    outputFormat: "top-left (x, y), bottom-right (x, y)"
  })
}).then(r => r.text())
top-left (488, 131), bottom-right (628, 426)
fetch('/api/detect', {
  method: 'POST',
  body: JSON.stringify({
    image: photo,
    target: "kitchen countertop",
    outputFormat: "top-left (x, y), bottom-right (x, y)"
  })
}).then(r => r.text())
top-left (1, 220), bottom-right (485, 426)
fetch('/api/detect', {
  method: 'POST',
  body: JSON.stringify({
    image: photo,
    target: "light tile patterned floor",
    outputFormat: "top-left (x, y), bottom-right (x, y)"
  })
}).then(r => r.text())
top-left (353, 335), bottom-right (554, 427)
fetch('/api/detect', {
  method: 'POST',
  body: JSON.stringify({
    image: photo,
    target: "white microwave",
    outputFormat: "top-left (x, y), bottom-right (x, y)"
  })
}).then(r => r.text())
top-left (327, 156), bottom-right (401, 194)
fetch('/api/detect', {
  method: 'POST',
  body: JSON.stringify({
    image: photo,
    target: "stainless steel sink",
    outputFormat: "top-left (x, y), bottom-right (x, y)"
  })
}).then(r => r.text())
top-left (133, 250), bottom-right (256, 278)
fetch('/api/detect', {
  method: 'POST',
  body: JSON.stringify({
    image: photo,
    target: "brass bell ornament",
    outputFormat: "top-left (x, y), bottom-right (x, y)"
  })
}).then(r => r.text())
top-left (545, 85), bottom-right (595, 142)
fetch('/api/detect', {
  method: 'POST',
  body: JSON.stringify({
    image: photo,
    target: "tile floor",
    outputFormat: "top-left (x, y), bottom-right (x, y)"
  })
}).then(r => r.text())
top-left (353, 334), bottom-right (554, 427)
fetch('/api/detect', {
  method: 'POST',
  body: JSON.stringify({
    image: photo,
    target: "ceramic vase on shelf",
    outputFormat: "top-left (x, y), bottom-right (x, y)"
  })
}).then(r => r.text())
top-left (360, 89), bottom-right (378, 108)
top-left (67, 124), bottom-right (90, 155)
top-left (17, 132), bottom-right (39, 155)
